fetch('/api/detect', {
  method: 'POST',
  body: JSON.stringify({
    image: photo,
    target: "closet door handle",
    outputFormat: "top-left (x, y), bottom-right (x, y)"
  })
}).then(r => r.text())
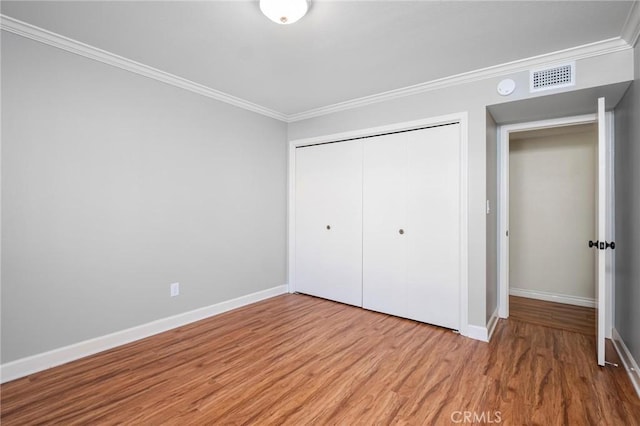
top-left (399, 229), bottom-right (405, 235)
top-left (326, 225), bottom-right (331, 230)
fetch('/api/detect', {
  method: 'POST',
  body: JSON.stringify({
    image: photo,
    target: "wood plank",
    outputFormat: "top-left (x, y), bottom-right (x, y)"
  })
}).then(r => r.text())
top-left (509, 295), bottom-right (596, 335)
top-left (2, 294), bottom-right (639, 424)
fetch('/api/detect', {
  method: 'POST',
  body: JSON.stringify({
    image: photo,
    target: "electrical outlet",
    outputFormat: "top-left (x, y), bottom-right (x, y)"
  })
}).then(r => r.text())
top-left (170, 282), bottom-right (180, 297)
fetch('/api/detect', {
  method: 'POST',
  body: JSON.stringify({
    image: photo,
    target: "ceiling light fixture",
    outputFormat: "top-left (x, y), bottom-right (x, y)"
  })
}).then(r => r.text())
top-left (260, 0), bottom-right (308, 25)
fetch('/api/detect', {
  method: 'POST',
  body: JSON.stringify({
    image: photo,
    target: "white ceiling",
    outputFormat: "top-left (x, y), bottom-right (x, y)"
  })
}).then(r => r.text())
top-left (1, 1), bottom-right (635, 116)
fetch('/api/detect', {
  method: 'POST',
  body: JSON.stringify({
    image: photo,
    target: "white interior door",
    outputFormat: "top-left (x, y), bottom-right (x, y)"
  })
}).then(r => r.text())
top-left (295, 140), bottom-right (363, 306)
top-left (406, 124), bottom-right (461, 329)
top-left (362, 133), bottom-right (408, 317)
top-left (596, 97), bottom-right (609, 366)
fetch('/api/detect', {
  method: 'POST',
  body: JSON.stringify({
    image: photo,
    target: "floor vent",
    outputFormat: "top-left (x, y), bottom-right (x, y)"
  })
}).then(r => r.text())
top-left (530, 62), bottom-right (575, 92)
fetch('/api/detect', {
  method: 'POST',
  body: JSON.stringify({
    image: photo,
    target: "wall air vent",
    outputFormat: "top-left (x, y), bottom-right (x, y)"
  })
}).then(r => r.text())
top-left (530, 62), bottom-right (575, 92)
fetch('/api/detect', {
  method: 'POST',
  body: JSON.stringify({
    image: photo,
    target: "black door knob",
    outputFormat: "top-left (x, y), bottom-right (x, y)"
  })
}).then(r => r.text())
top-left (589, 240), bottom-right (615, 250)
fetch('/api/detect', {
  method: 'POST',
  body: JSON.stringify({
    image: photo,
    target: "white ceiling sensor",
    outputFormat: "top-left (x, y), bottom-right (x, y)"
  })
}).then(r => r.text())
top-left (497, 79), bottom-right (516, 96)
top-left (530, 62), bottom-right (576, 93)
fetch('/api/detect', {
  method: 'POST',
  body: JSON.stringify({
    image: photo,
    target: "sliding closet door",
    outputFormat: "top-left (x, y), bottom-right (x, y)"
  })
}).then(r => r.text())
top-left (295, 140), bottom-right (363, 306)
top-left (406, 124), bottom-right (460, 329)
top-left (362, 133), bottom-right (408, 317)
top-left (362, 124), bottom-right (461, 330)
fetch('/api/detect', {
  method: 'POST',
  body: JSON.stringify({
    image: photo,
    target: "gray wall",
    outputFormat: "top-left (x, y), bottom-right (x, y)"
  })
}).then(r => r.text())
top-left (614, 39), bottom-right (640, 364)
top-left (485, 111), bottom-right (498, 321)
top-left (1, 33), bottom-right (288, 363)
top-left (289, 49), bottom-right (633, 328)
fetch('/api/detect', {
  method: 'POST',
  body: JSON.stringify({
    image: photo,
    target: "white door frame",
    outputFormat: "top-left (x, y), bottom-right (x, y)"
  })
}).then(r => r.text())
top-left (288, 112), bottom-right (469, 337)
top-left (497, 113), bottom-right (615, 338)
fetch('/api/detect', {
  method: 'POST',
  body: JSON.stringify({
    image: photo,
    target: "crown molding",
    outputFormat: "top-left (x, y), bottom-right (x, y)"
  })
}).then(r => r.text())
top-left (287, 37), bottom-right (631, 122)
top-left (621, 0), bottom-right (640, 48)
top-left (0, 14), bottom-right (289, 122)
top-left (1, 14), bottom-right (633, 124)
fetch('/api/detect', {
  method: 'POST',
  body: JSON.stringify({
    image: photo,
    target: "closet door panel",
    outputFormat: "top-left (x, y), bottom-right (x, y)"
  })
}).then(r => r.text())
top-left (362, 133), bottom-right (408, 317)
top-left (406, 124), bottom-right (461, 329)
top-left (295, 141), bottom-right (363, 306)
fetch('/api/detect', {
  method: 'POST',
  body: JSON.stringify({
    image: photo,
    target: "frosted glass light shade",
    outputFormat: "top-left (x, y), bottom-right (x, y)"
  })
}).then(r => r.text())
top-left (260, 0), bottom-right (308, 25)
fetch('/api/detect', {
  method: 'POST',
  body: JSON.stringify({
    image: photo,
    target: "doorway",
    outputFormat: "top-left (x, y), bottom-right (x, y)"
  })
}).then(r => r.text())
top-left (497, 107), bottom-right (615, 365)
top-left (509, 124), bottom-right (597, 305)
top-left (508, 123), bottom-right (597, 334)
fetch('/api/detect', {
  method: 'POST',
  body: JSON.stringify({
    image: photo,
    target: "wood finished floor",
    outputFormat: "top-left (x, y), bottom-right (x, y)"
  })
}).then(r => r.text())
top-left (2, 294), bottom-right (639, 425)
top-left (509, 295), bottom-right (596, 335)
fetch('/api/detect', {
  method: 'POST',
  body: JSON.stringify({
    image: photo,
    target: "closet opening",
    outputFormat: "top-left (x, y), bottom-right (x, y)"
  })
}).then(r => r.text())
top-left (497, 102), bottom-right (616, 366)
top-left (507, 123), bottom-right (597, 335)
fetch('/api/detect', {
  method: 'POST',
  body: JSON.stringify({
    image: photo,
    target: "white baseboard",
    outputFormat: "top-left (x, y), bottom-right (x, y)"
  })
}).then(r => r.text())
top-left (487, 308), bottom-right (499, 341)
top-left (0, 285), bottom-right (287, 384)
top-left (465, 309), bottom-right (499, 343)
top-left (612, 328), bottom-right (640, 398)
top-left (510, 287), bottom-right (596, 308)
top-left (465, 324), bottom-right (489, 342)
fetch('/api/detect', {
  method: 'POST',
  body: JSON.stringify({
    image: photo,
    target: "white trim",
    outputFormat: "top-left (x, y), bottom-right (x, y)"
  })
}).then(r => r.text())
top-left (458, 115), bottom-right (469, 338)
top-left (287, 141), bottom-right (297, 294)
top-left (487, 308), bottom-right (499, 341)
top-left (498, 122), bottom-right (510, 319)
top-left (289, 113), bottom-right (467, 148)
top-left (288, 112), bottom-right (469, 337)
top-left (467, 307), bottom-right (498, 343)
top-left (509, 287), bottom-right (596, 308)
top-left (0, 15), bottom-right (288, 122)
top-left (498, 113), bottom-right (599, 319)
top-left (287, 38), bottom-right (629, 122)
top-left (0, 14), bottom-right (632, 124)
top-left (0, 285), bottom-right (287, 384)
top-left (612, 328), bottom-right (640, 398)
top-left (622, 0), bottom-right (640, 48)
top-left (466, 325), bottom-right (490, 343)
